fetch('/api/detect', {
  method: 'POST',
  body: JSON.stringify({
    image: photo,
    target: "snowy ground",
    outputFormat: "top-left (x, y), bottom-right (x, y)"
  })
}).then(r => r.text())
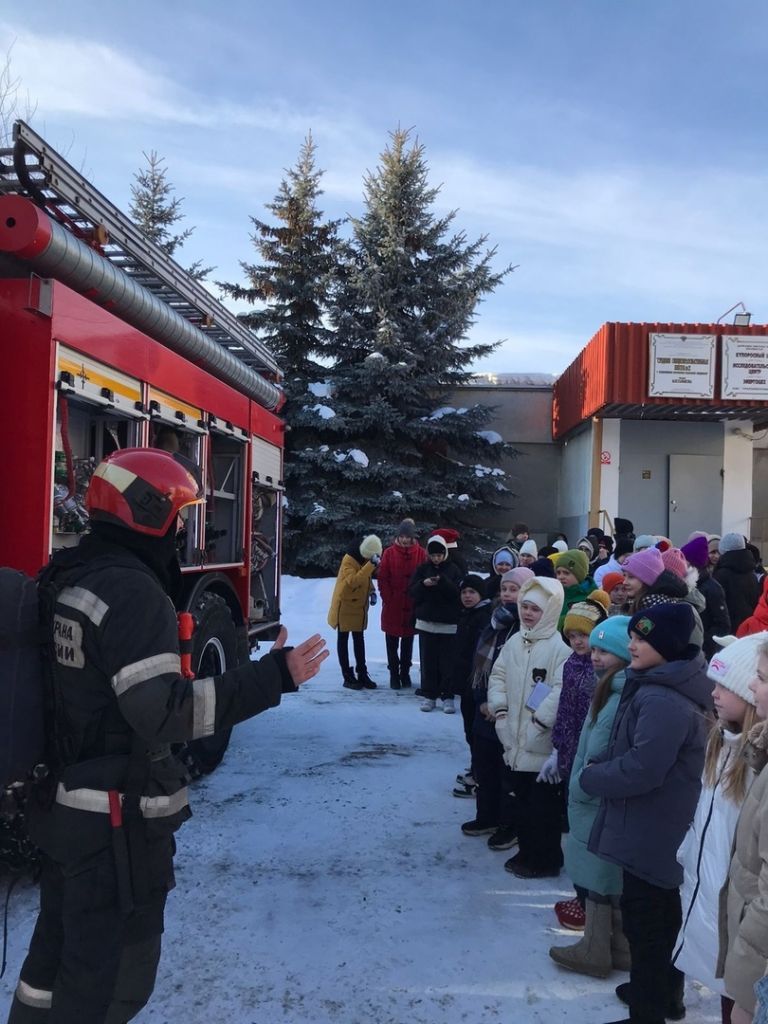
top-left (2, 577), bottom-right (720, 1023)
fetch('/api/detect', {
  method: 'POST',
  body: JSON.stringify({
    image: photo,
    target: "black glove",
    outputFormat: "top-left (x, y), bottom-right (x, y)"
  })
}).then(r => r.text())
top-left (369, 591), bottom-right (377, 606)
top-left (370, 553), bottom-right (381, 567)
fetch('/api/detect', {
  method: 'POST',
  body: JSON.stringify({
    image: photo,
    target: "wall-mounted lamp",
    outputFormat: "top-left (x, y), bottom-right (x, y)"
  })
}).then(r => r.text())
top-left (717, 301), bottom-right (752, 326)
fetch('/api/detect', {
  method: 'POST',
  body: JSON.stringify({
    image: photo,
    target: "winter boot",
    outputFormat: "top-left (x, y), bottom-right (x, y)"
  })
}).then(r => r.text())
top-left (442, 697), bottom-right (456, 714)
top-left (420, 698), bottom-right (436, 712)
top-left (615, 981), bottom-right (685, 1021)
top-left (342, 668), bottom-right (363, 690)
top-left (389, 668), bottom-right (401, 689)
top-left (400, 665), bottom-right (413, 688)
top-left (356, 668), bottom-right (377, 689)
top-left (610, 904), bottom-right (631, 972)
top-left (549, 900), bottom-right (613, 978)
top-left (554, 896), bottom-right (586, 930)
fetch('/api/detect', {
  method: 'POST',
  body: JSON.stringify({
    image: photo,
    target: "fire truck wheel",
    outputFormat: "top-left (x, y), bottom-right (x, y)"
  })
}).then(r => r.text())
top-left (184, 592), bottom-right (239, 776)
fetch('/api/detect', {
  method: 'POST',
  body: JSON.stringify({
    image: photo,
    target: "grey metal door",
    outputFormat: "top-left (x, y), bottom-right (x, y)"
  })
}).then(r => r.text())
top-left (668, 454), bottom-right (722, 546)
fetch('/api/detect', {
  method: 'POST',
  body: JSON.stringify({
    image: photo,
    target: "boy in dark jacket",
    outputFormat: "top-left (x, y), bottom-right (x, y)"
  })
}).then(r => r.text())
top-left (452, 574), bottom-right (493, 745)
top-left (408, 535), bottom-right (463, 712)
top-left (580, 603), bottom-right (711, 1024)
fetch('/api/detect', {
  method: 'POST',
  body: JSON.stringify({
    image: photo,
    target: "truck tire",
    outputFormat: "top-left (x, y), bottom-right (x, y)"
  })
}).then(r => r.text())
top-left (184, 592), bottom-right (239, 776)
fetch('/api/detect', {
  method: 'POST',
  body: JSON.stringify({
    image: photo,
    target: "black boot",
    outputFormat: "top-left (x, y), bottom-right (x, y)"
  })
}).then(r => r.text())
top-left (399, 666), bottom-right (413, 688)
top-left (356, 668), bottom-right (378, 689)
top-left (389, 669), bottom-right (401, 689)
top-left (342, 667), bottom-right (363, 690)
top-left (615, 982), bottom-right (684, 1021)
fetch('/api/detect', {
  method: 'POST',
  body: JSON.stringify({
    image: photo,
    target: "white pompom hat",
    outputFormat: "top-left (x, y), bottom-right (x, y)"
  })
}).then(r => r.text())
top-left (359, 535), bottom-right (383, 560)
top-left (707, 632), bottom-right (768, 706)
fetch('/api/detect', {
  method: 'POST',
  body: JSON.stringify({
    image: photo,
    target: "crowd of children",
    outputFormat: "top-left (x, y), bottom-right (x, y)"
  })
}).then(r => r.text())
top-left (326, 517), bottom-right (768, 1024)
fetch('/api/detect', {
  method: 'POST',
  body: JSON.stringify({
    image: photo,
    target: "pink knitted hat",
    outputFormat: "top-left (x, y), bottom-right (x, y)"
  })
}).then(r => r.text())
top-left (623, 546), bottom-right (664, 586)
top-left (661, 547), bottom-right (688, 581)
top-left (502, 567), bottom-right (535, 588)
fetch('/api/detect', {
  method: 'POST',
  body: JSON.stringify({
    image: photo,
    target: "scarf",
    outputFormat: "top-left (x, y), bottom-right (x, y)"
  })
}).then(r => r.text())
top-left (472, 603), bottom-right (518, 688)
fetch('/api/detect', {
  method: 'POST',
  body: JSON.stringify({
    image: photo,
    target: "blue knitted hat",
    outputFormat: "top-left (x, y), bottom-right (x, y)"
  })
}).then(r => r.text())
top-left (589, 616), bottom-right (632, 663)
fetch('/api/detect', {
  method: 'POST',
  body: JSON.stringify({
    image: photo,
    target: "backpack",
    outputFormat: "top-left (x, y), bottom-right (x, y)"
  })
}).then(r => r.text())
top-left (0, 569), bottom-right (46, 789)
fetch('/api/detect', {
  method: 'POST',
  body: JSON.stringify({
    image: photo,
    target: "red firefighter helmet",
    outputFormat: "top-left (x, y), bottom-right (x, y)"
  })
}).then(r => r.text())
top-left (85, 448), bottom-right (204, 537)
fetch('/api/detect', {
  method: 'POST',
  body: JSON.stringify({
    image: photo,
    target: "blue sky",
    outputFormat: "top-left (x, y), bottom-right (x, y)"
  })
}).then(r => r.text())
top-left (2, 1), bottom-right (767, 374)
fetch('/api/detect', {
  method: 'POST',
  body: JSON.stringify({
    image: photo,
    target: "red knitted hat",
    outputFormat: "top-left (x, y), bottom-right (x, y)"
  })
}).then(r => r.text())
top-left (661, 547), bottom-right (688, 580)
top-left (601, 571), bottom-right (625, 594)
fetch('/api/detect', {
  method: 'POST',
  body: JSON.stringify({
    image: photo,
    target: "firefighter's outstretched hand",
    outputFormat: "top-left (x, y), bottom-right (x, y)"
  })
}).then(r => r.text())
top-left (274, 629), bottom-right (329, 685)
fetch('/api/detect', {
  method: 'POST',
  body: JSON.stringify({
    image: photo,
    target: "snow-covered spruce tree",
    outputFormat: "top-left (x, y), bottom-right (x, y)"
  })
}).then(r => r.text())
top-left (288, 128), bottom-right (516, 575)
top-left (129, 151), bottom-right (212, 280)
top-left (217, 135), bottom-right (344, 572)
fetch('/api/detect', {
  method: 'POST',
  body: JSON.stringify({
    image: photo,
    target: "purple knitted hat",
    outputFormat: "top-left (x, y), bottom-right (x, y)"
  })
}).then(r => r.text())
top-left (681, 535), bottom-right (709, 569)
top-left (622, 547), bottom-right (665, 586)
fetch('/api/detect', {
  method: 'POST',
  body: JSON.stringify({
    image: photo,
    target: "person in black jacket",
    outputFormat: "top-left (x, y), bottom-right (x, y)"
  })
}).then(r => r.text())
top-left (680, 535), bottom-right (731, 657)
top-left (7, 449), bottom-right (327, 1024)
top-left (409, 535), bottom-right (463, 713)
top-left (714, 533), bottom-right (760, 633)
top-left (451, 575), bottom-right (493, 778)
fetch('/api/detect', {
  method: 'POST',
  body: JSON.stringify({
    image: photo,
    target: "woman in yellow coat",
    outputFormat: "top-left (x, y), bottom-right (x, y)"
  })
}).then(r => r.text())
top-left (328, 535), bottom-right (383, 690)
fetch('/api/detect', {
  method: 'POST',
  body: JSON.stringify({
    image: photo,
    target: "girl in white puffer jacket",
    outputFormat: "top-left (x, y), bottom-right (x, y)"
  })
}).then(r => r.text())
top-left (487, 575), bottom-right (570, 878)
top-left (673, 632), bottom-right (767, 1023)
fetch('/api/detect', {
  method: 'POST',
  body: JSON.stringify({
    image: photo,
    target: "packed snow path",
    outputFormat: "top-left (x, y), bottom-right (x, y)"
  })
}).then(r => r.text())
top-left (2, 578), bottom-right (720, 1023)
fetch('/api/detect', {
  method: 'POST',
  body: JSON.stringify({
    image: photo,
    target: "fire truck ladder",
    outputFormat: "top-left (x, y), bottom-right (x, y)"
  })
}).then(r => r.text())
top-left (0, 120), bottom-right (281, 382)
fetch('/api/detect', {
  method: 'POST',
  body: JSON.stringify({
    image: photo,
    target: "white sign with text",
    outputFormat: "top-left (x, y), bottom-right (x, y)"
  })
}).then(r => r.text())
top-left (722, 335), bottom-right (768, 400)
top-left (648, 333), bottom-right (716, 399)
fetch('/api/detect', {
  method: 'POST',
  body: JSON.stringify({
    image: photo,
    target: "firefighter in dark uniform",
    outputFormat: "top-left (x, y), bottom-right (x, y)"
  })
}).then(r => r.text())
top-left (7, 448), bottom-right (328, 1024)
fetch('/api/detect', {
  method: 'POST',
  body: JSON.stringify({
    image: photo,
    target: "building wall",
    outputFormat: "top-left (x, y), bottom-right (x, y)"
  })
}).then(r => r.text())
top-left (559, 424), bottom-right (592, 542)
top-left (617, 420), bottom-right (723, 538)
top-left (448, 385), bottom-right (560, 543)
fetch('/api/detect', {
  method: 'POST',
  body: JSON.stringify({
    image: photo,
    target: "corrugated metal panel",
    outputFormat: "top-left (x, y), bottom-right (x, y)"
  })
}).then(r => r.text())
top-left (553, 322), bottom-right (768, 438)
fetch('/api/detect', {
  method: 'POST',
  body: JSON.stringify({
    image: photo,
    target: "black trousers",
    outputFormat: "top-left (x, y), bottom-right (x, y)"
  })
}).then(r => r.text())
top-left (508, 769), bottom-right (564, 872)
top-left (459, 691), bottom-right (474, 751)
top-left (472, 733), bottom-right (519, 829)
top-left (8, 839), bottom-right (172, 1024)
top-left (418, 630), bottom-right (456, 700)
top-left (385, 634), bottom-right (414, 672)
top-left (337, 630), bottom-right (367, 673)
top-left (621, 870), bottom-right (684, 1024)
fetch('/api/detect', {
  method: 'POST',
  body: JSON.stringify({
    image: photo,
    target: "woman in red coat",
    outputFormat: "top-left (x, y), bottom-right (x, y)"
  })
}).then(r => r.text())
top-left (378, 520), bottom-right (427, 689)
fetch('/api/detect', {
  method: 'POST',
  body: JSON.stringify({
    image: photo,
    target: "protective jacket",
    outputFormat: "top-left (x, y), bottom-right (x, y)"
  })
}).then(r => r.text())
top-left (377, 541), bottom-right (426, 637)
top-left (30, 540), bottom-right (293, 862)
top-left (487, 577), bottom-right (570, 772)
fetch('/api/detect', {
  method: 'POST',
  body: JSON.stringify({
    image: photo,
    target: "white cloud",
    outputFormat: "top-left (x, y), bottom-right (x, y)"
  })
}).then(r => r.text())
top-left (0, 23), bottom-right (365, 141)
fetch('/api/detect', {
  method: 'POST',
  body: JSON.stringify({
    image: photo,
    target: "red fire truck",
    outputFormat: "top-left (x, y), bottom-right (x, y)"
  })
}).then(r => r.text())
top-left (0, 122), bottom-right (285, 763)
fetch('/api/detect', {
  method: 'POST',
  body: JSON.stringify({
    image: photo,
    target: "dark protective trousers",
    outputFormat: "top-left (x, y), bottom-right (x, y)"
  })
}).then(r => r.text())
top-left (507, 769), bottom-right (564, 873)
top-left (620, 870), bottom-right (684, 1024)
top-left (7, 839), bottom-right (172, 1024)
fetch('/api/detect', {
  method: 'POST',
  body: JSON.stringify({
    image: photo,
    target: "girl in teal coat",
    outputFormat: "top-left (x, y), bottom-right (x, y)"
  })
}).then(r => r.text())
top-left (550, 616), bottom-right (632, 979)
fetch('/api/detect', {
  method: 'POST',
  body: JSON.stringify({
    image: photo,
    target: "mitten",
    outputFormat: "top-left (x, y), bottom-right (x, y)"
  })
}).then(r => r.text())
top-left (370, 553), bottom-right (381, 567)
top-left (536, 749), bottom-right (561, 784)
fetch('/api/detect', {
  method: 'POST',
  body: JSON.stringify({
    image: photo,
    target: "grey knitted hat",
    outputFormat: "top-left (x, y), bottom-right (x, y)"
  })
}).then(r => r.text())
top-left (720, 532), bottom-right (746, 554)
